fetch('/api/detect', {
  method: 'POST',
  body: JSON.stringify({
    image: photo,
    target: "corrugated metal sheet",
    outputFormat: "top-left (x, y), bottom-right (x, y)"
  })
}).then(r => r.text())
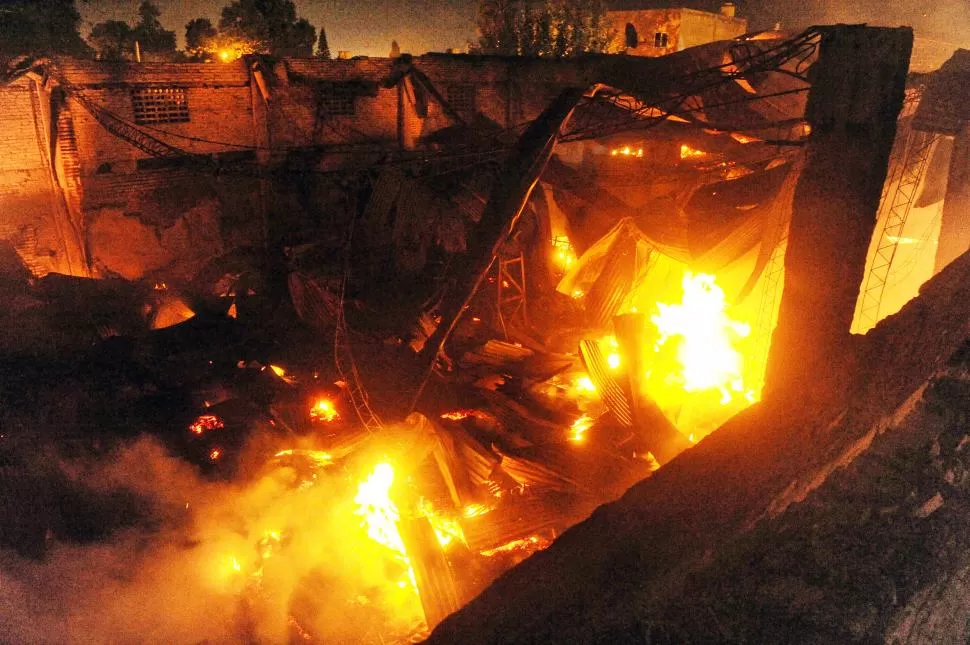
top-left (579, 339), bottom-right (633, 427)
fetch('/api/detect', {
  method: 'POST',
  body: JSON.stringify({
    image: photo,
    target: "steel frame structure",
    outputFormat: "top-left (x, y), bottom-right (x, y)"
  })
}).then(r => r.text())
top-left (495, 254), bottom-right (527, 338)
top-left (854, 122), bottom-right (939, 333)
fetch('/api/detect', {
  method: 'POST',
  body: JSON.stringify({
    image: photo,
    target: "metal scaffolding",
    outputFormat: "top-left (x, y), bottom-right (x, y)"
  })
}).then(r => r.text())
top-left (495, 254), bottom-right (527, 338)
top-left (854, 127), bottom-right (939, 333)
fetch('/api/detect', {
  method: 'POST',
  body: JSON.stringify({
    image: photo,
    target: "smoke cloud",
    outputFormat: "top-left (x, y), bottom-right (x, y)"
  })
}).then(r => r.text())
top-left (0, 436), bottom-right (423, 644)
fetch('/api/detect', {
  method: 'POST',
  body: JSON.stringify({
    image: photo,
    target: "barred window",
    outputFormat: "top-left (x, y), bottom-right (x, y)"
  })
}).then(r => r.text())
top-left (318, 85), bottom-right (357, 116)
top-left (654, 32), bottom-right (669, 48)
top-left (446, 84), bottom-right (476, 114)
top-left (132, 87), bottom-right (189, 125)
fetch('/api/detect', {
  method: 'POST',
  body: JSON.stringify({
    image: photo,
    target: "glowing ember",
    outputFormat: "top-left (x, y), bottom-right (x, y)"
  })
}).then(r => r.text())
top-left (273, 449), bottom-right (334, 467)
top-left (568, 414), bottom-right (594, 443)
top-left (552, 236), bottom-right (577, 271)
top-left (189, 414), bottom-right (224, 436)
top-left (575, 376), bottom-right (596, 393)
top-left (209, 448), bottom-right (222, 461)
top-left (309, 398), bottom-right (339, 422)
top-left (441, 410), bottom-right (474, 421)
top-left (480, 534), bottom-right (552, 557)
top-left (419, 499), bottom-right (466, 548)
top-left (601, 336), bottom-right (621, 370)
top-left (610, 145), bottom-right (644, 158)
top-left (651, 272), bottom-right (753, 404)
top-left (462, 503), bottom-right (492, 518)
top-left (571, 289), bottom-right (585, 299)
top-left (730, 132), bottom-right (762, 144)
top-left (355, 463), bottom-right (407, 556)
top-left (680, 143), bottom-right (708, 159)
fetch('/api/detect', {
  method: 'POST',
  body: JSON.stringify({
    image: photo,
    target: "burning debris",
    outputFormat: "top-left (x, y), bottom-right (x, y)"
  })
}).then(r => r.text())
top-left (2, 21), bottom-right (958, 645)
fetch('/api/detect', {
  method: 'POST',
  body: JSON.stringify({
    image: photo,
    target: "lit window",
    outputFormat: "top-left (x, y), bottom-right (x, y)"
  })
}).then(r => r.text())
top-left (131, 87), bottom-right (189, 125)
top-left (319, 85), bottom-right (357, 116)
top-left (446, 84), bottom-right (476, 114)
top-left (654, 32), bottom-right (669, 48)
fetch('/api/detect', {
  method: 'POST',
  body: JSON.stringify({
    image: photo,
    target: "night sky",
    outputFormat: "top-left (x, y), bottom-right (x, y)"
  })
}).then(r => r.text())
top-left (79, 0), bottom-right (970, 58)
top-left (79, 0), bottom-right (480, 57)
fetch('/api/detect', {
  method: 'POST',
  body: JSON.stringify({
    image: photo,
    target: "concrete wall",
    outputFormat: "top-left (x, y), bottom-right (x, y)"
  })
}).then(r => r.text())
top-left (678, 9), bottom-right (748, 51)
top-left (608, 8), bottom-right (748, 57)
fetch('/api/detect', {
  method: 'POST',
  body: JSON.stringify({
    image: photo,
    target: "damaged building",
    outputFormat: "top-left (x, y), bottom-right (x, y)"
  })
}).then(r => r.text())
top-left (0, 18), bottom-right (969, 645)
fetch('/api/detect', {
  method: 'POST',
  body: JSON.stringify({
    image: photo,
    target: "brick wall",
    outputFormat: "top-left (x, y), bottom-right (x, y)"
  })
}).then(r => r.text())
top-left (57, 59), bottom-right (258, 175)
top-left (0, 54), bottom-right (676, 280)
top-left (0, 78), bottom-right (85, 276)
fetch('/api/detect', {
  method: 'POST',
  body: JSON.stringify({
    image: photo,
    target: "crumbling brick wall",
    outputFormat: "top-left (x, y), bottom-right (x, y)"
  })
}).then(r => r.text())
top-left (0, 77), bottom-right (85, 277)
top-left (52, 60), bottom-right (263, 279)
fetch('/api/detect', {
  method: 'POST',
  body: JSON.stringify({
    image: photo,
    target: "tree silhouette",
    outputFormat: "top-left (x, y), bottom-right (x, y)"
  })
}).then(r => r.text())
top-left (89, 20), bottom-right (133, 60)
top-left (185, 18), bottom-right (217, 57)
top-left (389, 40), bottom-right (401, 57)
top-left (477, 0), bottom-right (617, 57)
top-left (317, 27), bottom-right (331, 59)
top-left (0, 0), bottom-right (91, 60)
top-left (131, 1), bottom-right (175, 55)
top-left (218, 0), bottom-right (317, 56)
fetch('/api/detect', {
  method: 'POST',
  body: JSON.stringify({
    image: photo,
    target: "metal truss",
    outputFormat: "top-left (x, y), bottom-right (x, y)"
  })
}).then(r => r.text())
top-left (560, 29), bottom-right (821, 143)
top-left (495, 254), bottom-right (527, 338)
top-left (333, 306), bottom-right (385, 433)
top-left (854, 125), bottom-right (939, 333)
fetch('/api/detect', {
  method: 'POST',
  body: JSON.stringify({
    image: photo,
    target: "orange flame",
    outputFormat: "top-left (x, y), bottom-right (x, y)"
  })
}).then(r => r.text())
top-left (440, 410), bottom-right (474, 421)
top-left (189, 414), bottom-right (224, 436)
top-left (610, 146), bottom-right (644, 158)
top-left (568, 414), bottom-right (594, 443)
top-left (355, 463), bottom-right (407, 556)
top-left (309, 398), bottom-right (339, 422)
top-left (552, 236), bottom-right (577, 271)
top-left (680, 143), bottom-right (708, 160)
top-left (650, 272), bottom-right (753, 405)
top-left (480, 534), bottom-right (552, 557)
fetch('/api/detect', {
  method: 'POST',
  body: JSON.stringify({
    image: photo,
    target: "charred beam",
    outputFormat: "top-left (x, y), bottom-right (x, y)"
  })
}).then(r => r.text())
top-left (412, 88), bottom-right (586, 408)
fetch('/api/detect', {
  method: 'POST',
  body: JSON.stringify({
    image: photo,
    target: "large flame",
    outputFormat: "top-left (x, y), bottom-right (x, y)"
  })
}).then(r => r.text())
top-left (650, 272), bottom-right (753, 405)
top-left (309, 398), bottom-right (339, 422)
top-left (552, 236), bottom-right (577, 272)
top-left (355, 463), bottom-right (407, 556)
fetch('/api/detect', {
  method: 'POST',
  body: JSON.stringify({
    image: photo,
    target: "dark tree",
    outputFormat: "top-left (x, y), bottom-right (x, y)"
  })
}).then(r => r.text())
top-left (389, 39), bottom-right (401, 57)
top-left (316, 27), bottom-right (331, 59)
top-left (284, 18), bottom-right (316, 57)
top-left (185, 18), bottom-right (217, 56)
top-left (131, 1), bottom-right (176, 55)
top-left (89, 20), bottom-right (133, 60)
top-left (476, 0), bottom-right (520, 56)
top-left (218, 0), bottom-right (317, 56)
top-left (477, 0), bottom-right (617, 57)
top-left (0, 0), bottom-right (92, 60)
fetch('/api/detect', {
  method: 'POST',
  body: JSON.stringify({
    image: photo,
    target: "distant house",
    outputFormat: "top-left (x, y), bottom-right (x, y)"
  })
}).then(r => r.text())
top-left (609, 3), bottom-right (749, 56)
